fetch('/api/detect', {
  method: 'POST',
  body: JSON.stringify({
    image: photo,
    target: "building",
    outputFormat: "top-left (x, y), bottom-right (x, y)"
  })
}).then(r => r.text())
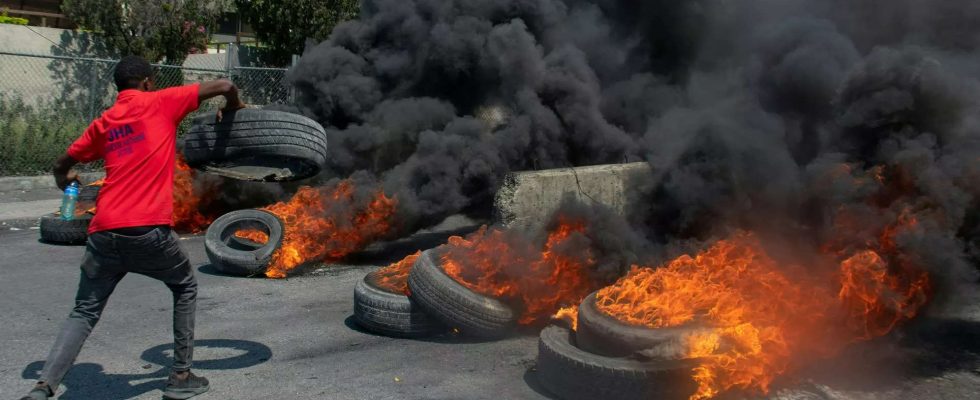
top-left (0, 0), bottom-right (74, 29)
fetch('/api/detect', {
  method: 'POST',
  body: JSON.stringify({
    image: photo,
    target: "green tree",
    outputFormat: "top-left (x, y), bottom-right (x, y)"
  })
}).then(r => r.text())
top-left (62, 0), bottom-right (232, 65)
top-left (236, 0), bottom-right (359, 66)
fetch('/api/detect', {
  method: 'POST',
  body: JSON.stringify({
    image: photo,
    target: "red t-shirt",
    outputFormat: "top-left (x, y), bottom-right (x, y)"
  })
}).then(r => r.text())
top-left (68, 83), bottom-right (200, 233)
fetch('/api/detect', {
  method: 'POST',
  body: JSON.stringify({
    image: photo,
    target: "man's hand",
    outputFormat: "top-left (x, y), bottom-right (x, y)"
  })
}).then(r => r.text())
top-left (216, 100), bottom-right (247, 123)
top-left (199, 79), bottom-right (246, 122)
top-left (56, 170), bottom-right (80, 191)
top-left (53, 153), bottom-right (80, 190)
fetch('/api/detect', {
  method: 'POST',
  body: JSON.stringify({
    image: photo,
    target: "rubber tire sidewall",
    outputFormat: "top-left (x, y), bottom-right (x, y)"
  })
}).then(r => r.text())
top-left (353, 271), bottom-right (444, 338)
top-left (407, 249), bottom-right (517, 338)
top-left (536, 325), bottom-right (697, 400)
top-left (39, 213), bottom-right (91, 244)
top-left (204, 209), bottom-right (284, 276)
top-left (577, 291), bottom-right (702, 358)
top-left (182, 109), bottom-right (327, 181)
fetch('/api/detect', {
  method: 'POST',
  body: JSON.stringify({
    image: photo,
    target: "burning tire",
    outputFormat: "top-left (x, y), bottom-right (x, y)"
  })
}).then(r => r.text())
top-left (407, 249), bottom-right (517, 338)
top-left (204, 209), bottom-right (283, 276)
top-left (576, 291), bottom-right (701, 359)
top-left (353, 270), bottom-right (444, 338)
top-left (182, 109), bottom-right (328, 182)
top-left (535, 325), bottom-right (696, 400)
top-left (39, 213), bottom-right (92, 244)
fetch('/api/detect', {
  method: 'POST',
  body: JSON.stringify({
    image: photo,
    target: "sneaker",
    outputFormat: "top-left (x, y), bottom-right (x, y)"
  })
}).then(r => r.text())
top-left (19, 383), bottom-right (52, 400)
top-left (163, 370), bottom-right (210, 399)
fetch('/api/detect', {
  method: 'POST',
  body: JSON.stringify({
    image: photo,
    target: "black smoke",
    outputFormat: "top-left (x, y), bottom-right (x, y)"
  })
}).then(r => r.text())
top-left (284, 0), bottom-right (979, 302)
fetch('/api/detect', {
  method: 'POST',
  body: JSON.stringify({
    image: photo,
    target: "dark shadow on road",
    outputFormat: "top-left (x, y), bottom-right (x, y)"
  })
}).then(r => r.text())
top-left (522, 367), bottom-right (557, 400)
top-left (21, 361), bottom-right (167, 400)
top-left (342, 314), bottom-right (375, 336)
top-left (141, 338), bottom-right (273, 370)
top-left (20, 339), bottom-right (272, 400)
top-left (196, 263), bottom-right (266, 279)
top-left (342, 314), bottom-right (531, 344)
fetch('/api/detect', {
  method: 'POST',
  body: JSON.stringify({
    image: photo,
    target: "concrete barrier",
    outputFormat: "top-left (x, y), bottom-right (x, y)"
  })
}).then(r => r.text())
top-left (492, 162), bottom-right (653, 230)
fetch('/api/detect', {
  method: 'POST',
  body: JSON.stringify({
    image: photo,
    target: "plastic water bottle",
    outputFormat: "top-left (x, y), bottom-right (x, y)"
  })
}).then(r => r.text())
top-left (60, 182), bottom-right (80, 221)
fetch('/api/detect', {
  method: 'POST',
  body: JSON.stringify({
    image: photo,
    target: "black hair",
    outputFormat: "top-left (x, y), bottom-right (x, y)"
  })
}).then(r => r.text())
top-left (113, 55), bottom-right (153, 91)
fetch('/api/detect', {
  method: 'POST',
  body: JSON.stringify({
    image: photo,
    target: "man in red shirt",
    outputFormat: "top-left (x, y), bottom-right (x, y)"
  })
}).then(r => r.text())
top-left (21, 56), bottom-right (244, 400)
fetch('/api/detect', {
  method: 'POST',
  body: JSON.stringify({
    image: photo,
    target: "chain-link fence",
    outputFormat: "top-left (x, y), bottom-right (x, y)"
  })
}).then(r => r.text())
top-left (0, 50), bottom-right (290, 176)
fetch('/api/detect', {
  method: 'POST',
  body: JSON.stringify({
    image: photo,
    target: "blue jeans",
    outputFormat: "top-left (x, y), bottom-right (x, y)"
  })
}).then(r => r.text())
top-left (37, 226), bottom-right (197, 391)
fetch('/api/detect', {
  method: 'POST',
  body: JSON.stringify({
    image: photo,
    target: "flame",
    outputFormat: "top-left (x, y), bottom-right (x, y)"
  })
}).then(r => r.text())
top-left (553, 305), bottom-right (579, 330)
top-left (235, 229), bottom-right (269, 244)
top-left (373, 251), bottom-right (421, 294)
top-left (86, 179), bottom-right (104, 187)
top-left (592, 231), bottom-right (930, 400)
top-left (258, 181), bottom-right (397, 278)
top-left (838, 250), bottom-right (930, 339)
top-left (440, 217), bottom-right (598, 325)
top-left (172, 156), bottom-right (213, 233)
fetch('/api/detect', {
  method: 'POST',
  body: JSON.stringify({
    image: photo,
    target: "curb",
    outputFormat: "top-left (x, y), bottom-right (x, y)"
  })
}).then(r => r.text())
top-left (0, 172), bottom-right (105, 192)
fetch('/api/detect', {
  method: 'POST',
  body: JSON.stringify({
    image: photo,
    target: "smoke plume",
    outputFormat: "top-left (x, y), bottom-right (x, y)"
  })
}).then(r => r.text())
top-left (283, 0), bottom-right (979, 303)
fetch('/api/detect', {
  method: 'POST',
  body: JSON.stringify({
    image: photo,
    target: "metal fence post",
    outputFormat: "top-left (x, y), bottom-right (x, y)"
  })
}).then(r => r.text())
top-left (88, 61), bottom-right (98, 120)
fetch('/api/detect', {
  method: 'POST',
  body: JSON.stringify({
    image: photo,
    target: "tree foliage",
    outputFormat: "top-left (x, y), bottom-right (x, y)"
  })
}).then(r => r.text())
top-left (236, 0), bottom-right (359, 66)
top-left (62, 0), bottom-right (232, 64)
top-left (0, 11), bottom-right (29, 25)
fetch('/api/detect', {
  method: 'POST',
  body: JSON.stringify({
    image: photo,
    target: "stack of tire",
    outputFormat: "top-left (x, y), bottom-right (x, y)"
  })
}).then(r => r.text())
top-left (39, 184), bottom-right (101, 244)
top-left (534, 292), bottom-right (701, 400)
top-left (352, 249), bottom-right (518, 339)
top-left (352, 250), bottom-right (701, 399)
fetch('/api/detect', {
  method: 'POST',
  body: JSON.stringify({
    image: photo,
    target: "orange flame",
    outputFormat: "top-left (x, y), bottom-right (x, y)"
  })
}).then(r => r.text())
top-left (440, 217), bottom-right (598, 325)
top-left (235, 229), bottom-right (269, 244)
top-left (592, 230), bottom-right (930, 400)
top-left (838, 251), bottom-right (930, 339)
top-left (553, 305), bottom-right (579, 330)
top-left (258, 181), bottom-right (397, 278)
top-left (172, 156), bottom-right (214, 233)
top-left (373, 251), bottom-right (422, 294)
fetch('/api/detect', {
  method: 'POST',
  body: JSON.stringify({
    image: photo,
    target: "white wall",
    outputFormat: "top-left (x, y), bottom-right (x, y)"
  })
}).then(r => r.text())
top-left (0, 25), bottom-right (231, 108)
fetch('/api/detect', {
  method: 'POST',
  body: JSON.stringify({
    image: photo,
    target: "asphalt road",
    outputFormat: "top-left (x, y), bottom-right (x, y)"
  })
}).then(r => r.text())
top-left (0, 222), bottom-right (552, 400)
top-left (1, 223), bottom-right (979, 400)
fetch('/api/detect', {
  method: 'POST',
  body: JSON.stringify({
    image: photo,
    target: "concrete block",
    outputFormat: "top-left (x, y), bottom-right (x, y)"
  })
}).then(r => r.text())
top-left (492, 162), bottom-right (652, 230)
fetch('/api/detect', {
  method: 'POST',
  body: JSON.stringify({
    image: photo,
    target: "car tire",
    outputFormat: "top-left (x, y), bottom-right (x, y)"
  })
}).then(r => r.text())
top-left (204, 209), bottom-right (283, 276)
top-left (407, 249), bottom-right (517, 338)
top-left (182, 109), bottom-right (328, 182)
top-left (39, 213), bottom-right (91, 244)
top-left (576, 291), bottom-right (702, 358)
top-left (353, 270), bottom-right (445, 338)
top-left (535, 325), bottom-right (697, 400)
